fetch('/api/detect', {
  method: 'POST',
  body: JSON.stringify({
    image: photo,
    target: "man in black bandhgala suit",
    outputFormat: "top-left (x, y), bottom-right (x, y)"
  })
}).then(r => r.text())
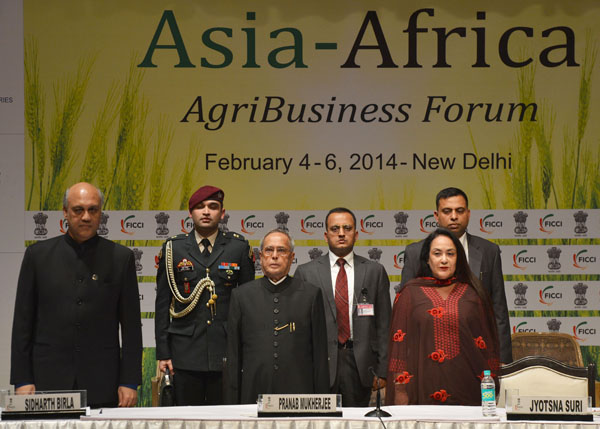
top-left (11, 182), bottom-right (142, 408)
top-left (225, 229), bottom-right (329, 404)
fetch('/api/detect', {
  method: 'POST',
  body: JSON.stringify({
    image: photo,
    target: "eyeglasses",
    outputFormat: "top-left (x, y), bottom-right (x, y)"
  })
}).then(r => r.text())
top-left (262, 247), bottom-right (290, 256)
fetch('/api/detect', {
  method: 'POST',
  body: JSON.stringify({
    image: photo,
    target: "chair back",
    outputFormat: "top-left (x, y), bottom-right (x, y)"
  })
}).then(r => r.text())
top-left (498, 356), bottom-right (596, 407)
top-left (511, 332), bottom-right (583, 367)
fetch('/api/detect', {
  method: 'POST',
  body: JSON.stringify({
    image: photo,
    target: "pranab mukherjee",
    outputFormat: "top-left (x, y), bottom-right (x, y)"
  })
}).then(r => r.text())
top-left (225, 229), bottom-right (329, 404)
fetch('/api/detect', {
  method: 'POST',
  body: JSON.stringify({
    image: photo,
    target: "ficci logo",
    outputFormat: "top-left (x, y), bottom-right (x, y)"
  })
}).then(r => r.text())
top-left (419, 214), bottom-right (438, 233)
top-left (513, 321), bottom-right (536, 333)
top-left (60, 219), bottom-right (69, 233)
top-left (479, 214), bottom-right (501, 234)
top-left (241, 215), bottom-right (264, 235)
top-left (300, 215), bottom-right (324, 235)
top-left (573, 249), bottom-right (595, 270)
top-left (573, 321), bottom-right (595, 341)
top-left (360, 214), bottom-right (383, 234)
top-left (121, 215), bottom-right (144, 235)
top-left (512, 250), bottom-right (535, 270)
top-left (180, 216), bottom-right (193, 233)
top-left (538, 285), bottom-right (561, 306)
top-left (393, 251), bottom-right (405, 269)
top-left (539, 214), bottom-right (561, 234)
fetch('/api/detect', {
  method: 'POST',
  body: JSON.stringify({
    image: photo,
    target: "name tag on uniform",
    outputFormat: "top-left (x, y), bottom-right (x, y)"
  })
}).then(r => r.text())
top-left (357, 303), bottom-right (374, 316)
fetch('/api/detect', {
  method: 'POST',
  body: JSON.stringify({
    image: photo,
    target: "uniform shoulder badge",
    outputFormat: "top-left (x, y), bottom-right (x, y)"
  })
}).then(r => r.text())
top-left (162, 234), bottom-right (187, 251)
top-left (225, 231), bottom-right (247, 242)
top-left (168, 233), bottom-right (188, 241)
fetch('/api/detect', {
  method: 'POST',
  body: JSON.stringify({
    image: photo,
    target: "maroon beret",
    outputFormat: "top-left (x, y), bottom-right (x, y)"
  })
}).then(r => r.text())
top-left (188, 185), bottom-right (224, 211)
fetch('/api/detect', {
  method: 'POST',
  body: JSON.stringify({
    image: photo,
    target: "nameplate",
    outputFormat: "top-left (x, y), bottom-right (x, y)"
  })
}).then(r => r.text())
top-left (2, 392), bottom-right (82, 413)
top-left (507, 396), bottom-right (592, 421)
top-left (258, 394), bottom-right (341, 417)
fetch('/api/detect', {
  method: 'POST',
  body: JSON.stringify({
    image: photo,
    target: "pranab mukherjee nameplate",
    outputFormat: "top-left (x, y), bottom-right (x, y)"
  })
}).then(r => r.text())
top-left (507, 396), bottom-right (592, 422)
top-left (258, 394), bottom-right (341, 417)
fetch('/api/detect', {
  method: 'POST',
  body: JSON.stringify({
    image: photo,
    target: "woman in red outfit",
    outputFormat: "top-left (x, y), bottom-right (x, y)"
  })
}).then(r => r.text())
top-left (387, 228), bottom-right (499, 405)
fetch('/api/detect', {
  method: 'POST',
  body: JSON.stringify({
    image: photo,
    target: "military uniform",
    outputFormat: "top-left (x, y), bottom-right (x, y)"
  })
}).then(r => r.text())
top-left (155, 230), bottom-right (254, 404)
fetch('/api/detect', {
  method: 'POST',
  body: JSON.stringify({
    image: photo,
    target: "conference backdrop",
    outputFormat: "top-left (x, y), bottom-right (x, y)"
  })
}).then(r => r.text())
top-left (12, 0), bottom-right (600, 405)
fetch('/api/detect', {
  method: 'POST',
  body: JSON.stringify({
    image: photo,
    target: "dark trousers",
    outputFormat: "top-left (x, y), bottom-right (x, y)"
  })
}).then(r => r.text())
top-left (332, 347), bottom-right (371, 407)
top-left (173, 368), bottom-right (223, 405)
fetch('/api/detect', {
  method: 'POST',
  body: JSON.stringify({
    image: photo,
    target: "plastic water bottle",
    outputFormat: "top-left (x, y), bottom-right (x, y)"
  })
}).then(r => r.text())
top-left (481, 370), bottom-right (496, 416)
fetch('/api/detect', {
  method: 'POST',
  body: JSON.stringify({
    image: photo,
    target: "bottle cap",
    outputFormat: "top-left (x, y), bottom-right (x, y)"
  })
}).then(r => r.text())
top-left (484, 369), bottom-right (491, 376)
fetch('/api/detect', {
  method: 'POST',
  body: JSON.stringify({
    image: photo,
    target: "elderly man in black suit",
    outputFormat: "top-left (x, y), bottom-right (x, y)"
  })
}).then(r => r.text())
top-left (400, 187), bottom-right (512, 363)
top-left (294, 208), bottom-right (391, 407)
top-left (11, 182), bottom-right (143, 408)
top-left (225, 229), bottom-right (329, 404)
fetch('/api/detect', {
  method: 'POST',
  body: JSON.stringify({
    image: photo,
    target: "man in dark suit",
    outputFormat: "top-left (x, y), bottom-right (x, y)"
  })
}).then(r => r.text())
top-left (10, 182), bottom-right (142, 408)
top-left (225, 229), bottom-right (329, 404)
top-left (155, 185), bottom-right (255, 405)
top-left (295, 208), bottom-right (391, 407)
top-left (400, 187), bottom-right (512, 363)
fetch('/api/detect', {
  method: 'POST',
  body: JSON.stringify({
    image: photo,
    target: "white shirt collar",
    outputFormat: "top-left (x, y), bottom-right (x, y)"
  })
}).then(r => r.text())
top-left (329, 251), bottom-right (354, 268)
top-left (268, 275), bottom-right (288, 285)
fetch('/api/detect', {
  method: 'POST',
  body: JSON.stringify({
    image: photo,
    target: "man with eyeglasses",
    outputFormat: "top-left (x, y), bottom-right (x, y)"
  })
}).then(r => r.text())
top-left (155, 185), bottom-right (255, 405)
top-left (294, 208), bottom-right (391, 407)
top-left (11, 182), bottom-right (142, 408)
top-left (400, 187), bottom-right (512, 363)
top-left (225, 229), bottom-right (329, 404)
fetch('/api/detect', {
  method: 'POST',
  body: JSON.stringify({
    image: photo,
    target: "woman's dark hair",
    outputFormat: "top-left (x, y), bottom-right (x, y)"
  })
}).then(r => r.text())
top-left (416, 228), bottom-right (498, 339)
top-left (417, 227), bottom-right (472, 283)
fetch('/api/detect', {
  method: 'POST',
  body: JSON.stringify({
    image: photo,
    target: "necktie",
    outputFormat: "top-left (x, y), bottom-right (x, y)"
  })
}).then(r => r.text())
top-left (201, 238), bottom-right (211, 258)
top-left (335, 258), bottom-right (350, 344)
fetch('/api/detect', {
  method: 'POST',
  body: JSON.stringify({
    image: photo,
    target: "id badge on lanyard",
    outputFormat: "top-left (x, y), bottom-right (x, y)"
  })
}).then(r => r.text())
top-left (357, 288), bottom-right (374, 316)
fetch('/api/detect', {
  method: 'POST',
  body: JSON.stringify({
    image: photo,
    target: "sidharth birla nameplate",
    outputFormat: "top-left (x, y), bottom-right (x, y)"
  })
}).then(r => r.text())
top-left (2, 392), bottom-right (83, 413)
top-left (258, 394), bottom-right (341, 417)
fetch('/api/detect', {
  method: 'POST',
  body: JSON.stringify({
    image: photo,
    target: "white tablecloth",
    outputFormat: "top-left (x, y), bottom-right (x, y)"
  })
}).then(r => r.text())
top-left (2, 405), bottom-right (599, 429)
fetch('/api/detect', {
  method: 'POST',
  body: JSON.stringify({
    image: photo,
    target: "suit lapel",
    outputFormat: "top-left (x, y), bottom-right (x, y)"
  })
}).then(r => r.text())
top-left (353, 255), bottom-right (366, 317)
top-left (317, 255), bottom-right (337, 321)
top-left (467, 233), bottom-right (483, 280)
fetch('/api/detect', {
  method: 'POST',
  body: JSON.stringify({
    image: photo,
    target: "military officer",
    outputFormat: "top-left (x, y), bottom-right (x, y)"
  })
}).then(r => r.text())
top-left (155, 185), bottom-right (255, 405)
